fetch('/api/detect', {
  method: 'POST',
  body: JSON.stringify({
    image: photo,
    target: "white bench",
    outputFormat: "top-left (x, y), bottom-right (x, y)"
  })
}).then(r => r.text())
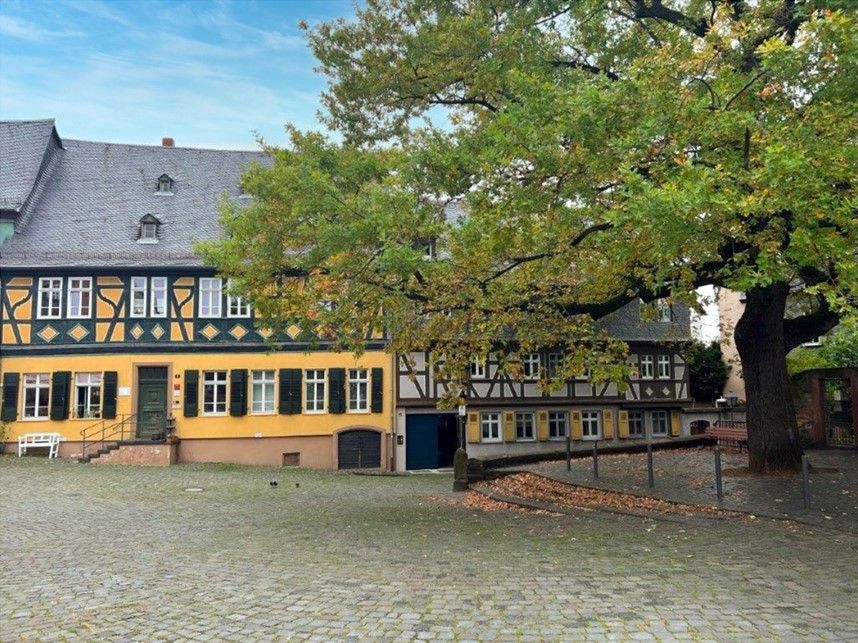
top-left (17, 432), bottom-right (63, 458)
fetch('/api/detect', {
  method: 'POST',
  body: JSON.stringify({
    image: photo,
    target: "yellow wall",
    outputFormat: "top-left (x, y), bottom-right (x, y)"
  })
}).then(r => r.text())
top-left (1, 351), bottom-right (393, 443)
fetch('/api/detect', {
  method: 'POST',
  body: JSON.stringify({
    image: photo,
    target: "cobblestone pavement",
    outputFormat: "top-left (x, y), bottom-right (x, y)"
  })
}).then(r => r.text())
top-left (517, 447), bottom-right (858, 533)
top-left (2, 456), bottom-right (856, 641)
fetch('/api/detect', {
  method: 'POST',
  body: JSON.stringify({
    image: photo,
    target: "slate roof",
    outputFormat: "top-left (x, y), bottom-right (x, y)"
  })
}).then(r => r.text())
top-left (0, 131), bottom-right (268, 268)
top-left (0, 119), bottom-right (61, 214)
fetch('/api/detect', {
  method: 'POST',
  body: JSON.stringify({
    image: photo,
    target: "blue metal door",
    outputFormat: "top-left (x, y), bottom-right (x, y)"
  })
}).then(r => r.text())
top-left (406, 414), bottom-right (439, 470)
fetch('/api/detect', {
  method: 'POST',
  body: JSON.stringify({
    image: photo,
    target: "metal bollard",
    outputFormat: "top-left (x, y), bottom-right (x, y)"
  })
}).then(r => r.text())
top-left (801, 454), bottom-right (810, 509)
top-left (592, 441), bottom-right (599, 480)
top-left (566, 434), bottom-right (572, 472)
top-left (647, 442), bottom-right (654, 488)
top-left (714, 446), bottom-right (723, 501)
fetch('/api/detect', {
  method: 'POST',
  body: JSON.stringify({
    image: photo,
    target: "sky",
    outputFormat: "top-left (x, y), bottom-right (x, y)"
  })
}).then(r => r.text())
top-left (0, 0), bottom-right (357, 149)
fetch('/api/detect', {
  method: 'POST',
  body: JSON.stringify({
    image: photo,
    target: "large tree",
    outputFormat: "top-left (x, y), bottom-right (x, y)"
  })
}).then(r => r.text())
top-left (200, 1), bottom-right (856, 472)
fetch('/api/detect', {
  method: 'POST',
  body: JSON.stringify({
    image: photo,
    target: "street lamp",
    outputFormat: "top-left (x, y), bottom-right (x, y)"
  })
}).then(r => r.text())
top-left (453, 398), bottom-right (468, 491)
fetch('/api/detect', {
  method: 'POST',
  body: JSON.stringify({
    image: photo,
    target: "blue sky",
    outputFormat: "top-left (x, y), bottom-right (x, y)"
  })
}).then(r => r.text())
top-left (0, 0), bottom-right (357, 149)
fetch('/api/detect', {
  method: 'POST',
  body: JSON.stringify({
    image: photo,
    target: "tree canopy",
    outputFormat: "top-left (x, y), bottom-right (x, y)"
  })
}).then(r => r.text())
top-left (199, 0), bottom-right (857, 469)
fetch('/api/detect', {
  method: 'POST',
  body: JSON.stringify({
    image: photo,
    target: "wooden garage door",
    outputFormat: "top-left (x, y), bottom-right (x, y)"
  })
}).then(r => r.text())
top-left (337, 430), bottom-right (381, 469)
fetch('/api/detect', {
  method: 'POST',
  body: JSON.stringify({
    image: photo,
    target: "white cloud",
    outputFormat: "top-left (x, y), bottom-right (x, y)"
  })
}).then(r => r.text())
top-left (0, 15), bottom-right (85, 41)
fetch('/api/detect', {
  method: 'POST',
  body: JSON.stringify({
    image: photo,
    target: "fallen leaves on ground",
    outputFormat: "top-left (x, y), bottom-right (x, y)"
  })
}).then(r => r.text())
top-left (426, 491), bottom-right (561, 515)
top-left (482, 472), bottom-right (743, 518)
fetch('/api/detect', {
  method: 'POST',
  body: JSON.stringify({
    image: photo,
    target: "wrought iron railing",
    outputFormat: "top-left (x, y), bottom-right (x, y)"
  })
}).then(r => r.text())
top-left (80, 414), bottom-right (136, 459)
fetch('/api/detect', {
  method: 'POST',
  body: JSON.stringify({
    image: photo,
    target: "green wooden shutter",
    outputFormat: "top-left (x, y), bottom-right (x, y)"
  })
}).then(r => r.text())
top-left (229, 369), bottom-right (248, 416)
top-left (371, 368), bottom-right (383, 413)
top-left (183, 370), bottom-right (199, 417)
top-left (279, 368), bottom-right (301, 414)
top-left (50, 371), bottom-right (71, 420)
top-left (102, 371), bottom-right (118, 420)
top-left (1, 372), bottom-right (19, 422)
top-left (329, 368), bottom-right (346, 414)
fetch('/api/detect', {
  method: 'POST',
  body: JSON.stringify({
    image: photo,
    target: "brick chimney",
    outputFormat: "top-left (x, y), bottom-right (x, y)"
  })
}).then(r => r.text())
top-left (161, 137), bottom-right (175, 147)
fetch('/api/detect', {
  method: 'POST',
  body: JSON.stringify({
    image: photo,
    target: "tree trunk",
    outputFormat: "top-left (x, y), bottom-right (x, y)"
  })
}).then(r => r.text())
top-left (734, 282), bottom-right (802, 472)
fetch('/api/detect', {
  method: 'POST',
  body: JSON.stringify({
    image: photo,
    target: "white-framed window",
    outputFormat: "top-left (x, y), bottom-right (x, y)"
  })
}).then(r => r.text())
top-left (130, 276), bottom-right (148, 317)
top-left (547, 353), bottom-right (564, 379)
top-left (22, 373), bottom-right (50, 419)
top-left (37, 277), bottom-right (62, 319)
top-left (582, 410), bottom-right (601, 439)
top-left (657, 355), bottom-right (671, 379)
top-left (157, 174), bottom-right (173, 194)
top-left (348, 368), bottom-right (369, 412)
top-left (655, 300), bottom-right (673, 322)
top-left (74, 372), bottom-right (102, 419)
top-left (480, 412), bottom-right (501, 442)
top-left (305, 369), bottom-right (326, 413)
top-left (651, 410), bottom-right (668, 435)
top-left (67, 277), bottom-right (92, 318)
top-left (515, 412), bottom-right (535, 441)
top-left (150, 277), bottom-right (168, 317)
top-left (628, 410), bottom-right (645, 438)
top-left (640, 355), bottom-right (654, 379)
top-left (470, 357), bottom-right (486, 379)
top-left (523, 353), bottom-right (540, 380)
top-left (576, 368), bottom-right (591, 381)
top-left (251, 370), bottom-right (275, 414)
top-left (227, 294), bottom-right (250, 318)
top-left (199, 278), bottom-right (222, 318)
top-left (140, 222), bottom-right (158, 242)
top-left (548, 411), bottom-right (568, 439)
top-left (202, 371), bottom-right (227, 415)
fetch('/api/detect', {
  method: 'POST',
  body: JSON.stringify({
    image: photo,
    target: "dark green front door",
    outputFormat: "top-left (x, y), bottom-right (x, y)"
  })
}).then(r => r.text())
top-left (137, 367), bottom-right (168, 439)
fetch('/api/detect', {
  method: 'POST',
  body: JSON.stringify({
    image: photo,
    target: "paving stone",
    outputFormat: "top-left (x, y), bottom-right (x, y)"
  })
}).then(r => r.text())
top-left (0, 455), bottom-right (855, 640)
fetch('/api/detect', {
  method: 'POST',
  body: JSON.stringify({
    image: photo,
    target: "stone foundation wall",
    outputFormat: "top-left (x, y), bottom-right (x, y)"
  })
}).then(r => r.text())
top-left (90, 444), bottom-right (178, 466)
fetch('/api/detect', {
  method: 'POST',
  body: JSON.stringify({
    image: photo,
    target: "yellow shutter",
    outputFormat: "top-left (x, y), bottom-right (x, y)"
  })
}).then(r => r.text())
top-left (670, 409), bottom-right (681, 437)
top-left (537, 410), bottom-right (549, 441)
top-left (571, 410), bottom-right (583, 440)
top-left (618, 410), bottom-right (630, 439)
top-left (603, 409), bottom-right (614, 439)
top-left (503, 411), bottom-right (516, 442)
top-left (467, 412), bottom-right (480, 443)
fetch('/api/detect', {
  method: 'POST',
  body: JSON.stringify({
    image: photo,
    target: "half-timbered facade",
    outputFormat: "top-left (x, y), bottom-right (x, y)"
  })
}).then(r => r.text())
top-left (0, 120), bottom-right (393, 469)
top-left (394, 303), bottom-right (692, 470)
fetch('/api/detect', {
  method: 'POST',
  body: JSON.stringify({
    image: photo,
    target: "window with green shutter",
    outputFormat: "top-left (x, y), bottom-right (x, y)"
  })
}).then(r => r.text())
top-left (102, 371), bottom-right (118, 420)
top-left (1, 372), bottom-right (19, 422)
top-left (50, 371), bottom-right (71, 420)
top-left (371, 368), bottom-right (383, 413)
top-left (183, 370), bottom-right (199, 417)
top-left (229, 369), bottom-right (248, 416)
top-left (329, 368), bottom-right (345, 414)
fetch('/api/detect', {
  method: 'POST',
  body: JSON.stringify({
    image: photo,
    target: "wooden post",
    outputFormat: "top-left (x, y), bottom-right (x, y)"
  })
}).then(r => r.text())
top-left (647, 442), bottom-right (654, 488)
top-left (592, 441), bottom-right (598, 480)
top-left (714, 447), bottom-right (723, 501)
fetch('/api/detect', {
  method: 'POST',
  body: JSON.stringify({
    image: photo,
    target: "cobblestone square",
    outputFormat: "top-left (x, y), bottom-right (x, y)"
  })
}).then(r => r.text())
top-left (1, 456), bottom-right (856, 641)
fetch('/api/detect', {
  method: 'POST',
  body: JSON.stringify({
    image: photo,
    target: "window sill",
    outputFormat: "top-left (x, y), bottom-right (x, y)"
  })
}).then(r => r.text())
top-left (480, 438), bottom-right (502, 444)
top-left (582, 435), bottom-right (601, 441)
top-left (250, 411), bottom-right (277, 416)
top-left (20, 416), bottom-right (50, 422)
top-left (347, 409), bottom-right (370, 414)
top-left (201, 412), bottom-right (228, 417)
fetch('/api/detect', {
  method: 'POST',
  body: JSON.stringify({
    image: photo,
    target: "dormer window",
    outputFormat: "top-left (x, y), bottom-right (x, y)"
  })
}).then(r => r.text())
top-left (138, 214), bottom-right (161, 244)
top-left (156, 174), bottom-right (174, 195)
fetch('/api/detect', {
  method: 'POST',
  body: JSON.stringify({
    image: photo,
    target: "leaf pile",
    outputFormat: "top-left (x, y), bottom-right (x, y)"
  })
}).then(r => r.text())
top-left (426, 491), bottom-right (560, 516)
top-left (484, 472), bottom-right (742, 518)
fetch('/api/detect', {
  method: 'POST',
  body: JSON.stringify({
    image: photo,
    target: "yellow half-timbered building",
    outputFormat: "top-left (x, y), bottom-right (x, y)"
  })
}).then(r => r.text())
top-left (0, 120), bottom-right (393, 468)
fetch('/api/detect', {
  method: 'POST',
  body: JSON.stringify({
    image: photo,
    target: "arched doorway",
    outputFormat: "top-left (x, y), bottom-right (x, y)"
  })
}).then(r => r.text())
top-left (337, 429), bottom-right (381, 469)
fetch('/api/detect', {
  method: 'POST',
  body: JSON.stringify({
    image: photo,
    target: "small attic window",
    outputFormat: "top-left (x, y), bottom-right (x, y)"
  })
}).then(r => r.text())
top-left (156, 174), bottom-right (174, 195)
top-left (138, 214), bottom-right (161, 244)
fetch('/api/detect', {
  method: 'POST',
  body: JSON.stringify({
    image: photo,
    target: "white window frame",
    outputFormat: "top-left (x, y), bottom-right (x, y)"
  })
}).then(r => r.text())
top-left (480, 412), bottom-right (502, 443)
top-left (22, 373), bottom-right (50, 420)
top-left (581, 410), bottom-right (601, 440)
top-left (523, 353), bottom-right (540, 380)
top-left (139, 222), bottom-right (159, 243)
top-left (655, 300), bottom-right (672, 322)
top-left (157, 175), bottom-right (173, 194)
top-left (470, 357), bottom-right (486, 379)
top-left (150, 277), bottom-right (168, 318)
top-left (304, 369), bottom-right (326, 414)
top-left (74, 372), bottom-right (102, 419)
top-left (640, 355), bottom-right (654, 379)
top-left (348, 368), bottom-right (369, 413)
top-left (198, 278), bottom-right (222, 318)
top-left (628, 410), bottom-right (645, 438)
top-left (202, 370), bottom-right (228, 416)
top-left (37, 277), bottom-right (62, 319)
top-left (66, 277), bottom-right (92, 319)
top-left (515, 411), bottom-right (536, 442)
top-left (651, 410), bottom-right (669, 436)
top-left (227, 292), bottom-right (250, 318)
top-left (250, 370), bottom-right (276, 415)
top-left (657, 355), bottom-right (671, 379)
top-left (548, 411), bottom-right (568, 440)
top-left (130, 276), bottom-right (148, 318)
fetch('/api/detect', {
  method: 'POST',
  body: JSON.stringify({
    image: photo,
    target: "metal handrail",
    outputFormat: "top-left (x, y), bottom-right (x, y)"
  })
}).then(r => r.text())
top-left (80, 414), bottom-right (136, 458)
